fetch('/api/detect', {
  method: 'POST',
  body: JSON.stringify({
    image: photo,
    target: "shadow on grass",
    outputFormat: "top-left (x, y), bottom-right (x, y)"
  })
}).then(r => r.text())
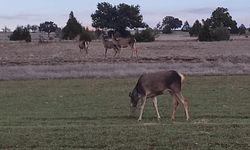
top-left (194, 115), bottom-right (250, 119)
top-left (23, 115), bottom-right (250, 124)
top-left (23, 115), bottom-right (135, 121)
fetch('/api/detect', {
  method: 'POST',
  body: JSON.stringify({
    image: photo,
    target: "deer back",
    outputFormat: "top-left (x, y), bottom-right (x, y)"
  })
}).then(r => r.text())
top-left (135, 70), bottom-right (183, 97)
top-left (112, 36), bottom-right (136, 48)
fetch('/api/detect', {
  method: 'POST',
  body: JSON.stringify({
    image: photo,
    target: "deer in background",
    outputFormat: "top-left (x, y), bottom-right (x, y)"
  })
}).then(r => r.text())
top-left (79, 40), bottom-right (89, 55)
top-left (101, 35), bottom-right (120, 58)
top-left (129, 70), bottom-right (189, 121)
top-left (111, 35), bottom-right (137, 58)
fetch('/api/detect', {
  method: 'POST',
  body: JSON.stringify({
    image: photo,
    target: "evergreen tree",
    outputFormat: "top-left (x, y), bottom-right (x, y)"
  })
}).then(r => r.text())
top-left (62, 11), bottom-right (83, 40)
top-left (189, 20), bottom-right (202, 37)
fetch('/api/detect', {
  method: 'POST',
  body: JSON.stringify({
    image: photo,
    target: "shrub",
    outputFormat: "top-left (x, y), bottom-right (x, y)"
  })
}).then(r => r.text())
top-left (134, 28), bottom-right (155, 42)
top-left (162, 25), bottom-right (172, 34)
top-left (10, 26), bottom-right (31, 42)
top-left (211, 26), bottom-right (230, 41)
top-left (198, 25), bottom-right (230, 41)
top-left (79, 30), bottom-right (92, 42)
top-left (198, 25), bottom-right (211, 41)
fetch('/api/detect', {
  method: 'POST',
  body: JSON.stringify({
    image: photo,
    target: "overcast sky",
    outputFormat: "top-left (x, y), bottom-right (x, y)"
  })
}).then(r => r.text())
top-left (0, 0), bottom-right (250, 30)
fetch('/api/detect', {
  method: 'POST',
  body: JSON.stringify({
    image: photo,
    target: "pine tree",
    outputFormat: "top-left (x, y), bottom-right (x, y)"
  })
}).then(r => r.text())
top-left (189, 20), bottom-right (202, 37)
top-left (62, 11), bottom-right (83, 40)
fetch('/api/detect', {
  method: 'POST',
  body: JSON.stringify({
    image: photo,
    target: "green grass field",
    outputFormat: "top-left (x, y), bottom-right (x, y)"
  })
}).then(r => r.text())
top-left (0, 76), bottom-right (249, 149)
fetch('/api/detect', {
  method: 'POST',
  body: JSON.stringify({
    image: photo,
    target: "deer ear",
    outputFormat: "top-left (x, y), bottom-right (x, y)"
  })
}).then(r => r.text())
top-left (129, 92), bottom-right (132, 97)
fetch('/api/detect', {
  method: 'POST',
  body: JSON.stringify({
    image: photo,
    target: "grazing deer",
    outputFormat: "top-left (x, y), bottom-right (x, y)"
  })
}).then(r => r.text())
top-left (79, 40), bottom-right (89, 55)
top-left (111, 35), bottom-right (137, 58)
top-left (129, 70), bottom-right (189, 121)
top-left (101, 35), bottom-right (120, 58)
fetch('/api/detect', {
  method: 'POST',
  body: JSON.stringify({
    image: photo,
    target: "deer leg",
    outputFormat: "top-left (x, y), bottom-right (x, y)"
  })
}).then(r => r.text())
top-left (117, 47), bottom-right (121, 58)
top-left (171, 95), bottom-right (179, 120)
top-left (104, 48), bottom-right (108, 58)
top-left (113, 48), bottom-right (117, 57)
top-left (131, 44), bottom-right (136, 58)
top-left (152, 97), bottom-right (161, 120)
top-left (175, 93), bottom-right (189, 121)
top-left (86, 43), bottom-right (89, 55)
top-left (131, 48), bottom-right (134, 58)
top-left (138, 96), bottom-right (147, 121)
top-left (135, 48), bottom-right (138, 58)
top-left (85, 48), bottom-right (88, 55)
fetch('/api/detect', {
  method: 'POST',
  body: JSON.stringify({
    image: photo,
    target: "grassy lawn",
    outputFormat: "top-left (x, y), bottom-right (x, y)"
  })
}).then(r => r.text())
top-left (0, 76), bottom-right (249, 149)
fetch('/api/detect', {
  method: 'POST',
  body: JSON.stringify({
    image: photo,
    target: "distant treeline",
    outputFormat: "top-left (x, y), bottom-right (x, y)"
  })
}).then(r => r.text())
top-left (2, 2), bottom-right (249, 42)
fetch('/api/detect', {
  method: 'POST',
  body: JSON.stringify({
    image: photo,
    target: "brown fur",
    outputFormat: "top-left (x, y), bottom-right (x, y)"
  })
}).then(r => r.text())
top-left (101, 36), bottom-right (120, 57)
top-left (129, 70), bottom-right (189, 121)
top-left (79, 41), bottom-right (89, 55)
top-left (112, 35), bottom-right (137, 57)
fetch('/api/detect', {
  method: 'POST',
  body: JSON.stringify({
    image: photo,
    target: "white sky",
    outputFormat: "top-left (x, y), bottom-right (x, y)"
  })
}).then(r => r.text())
top-left (0, 0), bottom-right (250, 30)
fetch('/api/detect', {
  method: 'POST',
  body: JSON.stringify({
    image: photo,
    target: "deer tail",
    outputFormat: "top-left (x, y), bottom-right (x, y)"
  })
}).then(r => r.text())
top-left (178, 72), bottom-right (185, 83)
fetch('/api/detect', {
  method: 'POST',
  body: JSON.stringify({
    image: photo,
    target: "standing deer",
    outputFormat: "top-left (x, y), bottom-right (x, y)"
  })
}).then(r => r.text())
top-left (129, 70), bottom-right (189, 121)
top-left (79, 40), bottom-right (89, 55)
top-left (101, 35), bottom-right (120, 58)
top-left (111, 35), bottom-right (137, 58)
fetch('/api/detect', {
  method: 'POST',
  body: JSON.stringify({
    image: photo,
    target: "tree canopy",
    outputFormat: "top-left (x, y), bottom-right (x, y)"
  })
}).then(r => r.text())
top-left (161, 16), bottom-right (182, 30)
top-left (39, 21), bottom-right (58, 37)
top-left (209, 7), bottom-right (238, 33)
top-left (91, 2), bottom-right (146, 36)
top-left (159, 16), bottom-right (182, 34)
